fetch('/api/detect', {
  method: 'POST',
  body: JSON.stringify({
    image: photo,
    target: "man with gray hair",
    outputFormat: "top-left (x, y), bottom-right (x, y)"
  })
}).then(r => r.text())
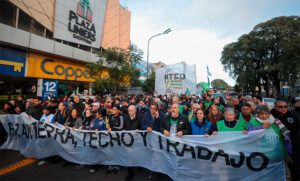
top-left (124, 105), bottom-right (142, 130)
top-left (172, 96), bottom-right (184, 114)
top-left (160, 103), bottom-right (190, 137)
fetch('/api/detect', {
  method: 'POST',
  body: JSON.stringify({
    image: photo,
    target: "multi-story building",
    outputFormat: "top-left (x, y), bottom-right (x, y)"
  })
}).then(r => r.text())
top-left (0, 0), bottom-right (130, 101)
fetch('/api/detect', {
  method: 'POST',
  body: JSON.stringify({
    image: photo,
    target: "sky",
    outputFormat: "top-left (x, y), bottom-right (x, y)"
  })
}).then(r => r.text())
top-left (120, 0), bottom-right (300, 86)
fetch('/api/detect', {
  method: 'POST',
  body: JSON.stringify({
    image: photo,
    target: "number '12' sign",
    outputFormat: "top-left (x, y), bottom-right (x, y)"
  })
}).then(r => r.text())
top-left (42, 79), bottom-right (58, 101)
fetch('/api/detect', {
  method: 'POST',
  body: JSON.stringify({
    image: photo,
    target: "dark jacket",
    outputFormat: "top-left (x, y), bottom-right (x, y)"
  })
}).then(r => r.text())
top-left (124, 113), bottom-right (143, 130)
top-left (107, 114), bottom-right (125, 131)
top-left (64, 116), bottom-right (83, 129)
top-left (82, 116), bottom-right (94, 130)
top-left (271, 109), bottom-right (299, 150)
top-left (160, 114), bottom-right (191, 135)
top-left (27, 104), bottom-right (43, 120)
top-left (72, 102), bottom-right (85, 114)
top-left (141, 111), bottom-right (164, 131)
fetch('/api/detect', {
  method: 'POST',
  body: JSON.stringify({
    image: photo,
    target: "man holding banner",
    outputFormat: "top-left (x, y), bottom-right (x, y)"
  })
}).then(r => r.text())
top-left (160, 103), bottom-right (191, 137)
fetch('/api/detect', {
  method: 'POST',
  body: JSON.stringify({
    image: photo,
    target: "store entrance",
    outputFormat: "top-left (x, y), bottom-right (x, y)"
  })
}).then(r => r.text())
top-left (57, 80), bottom-right (90, 97)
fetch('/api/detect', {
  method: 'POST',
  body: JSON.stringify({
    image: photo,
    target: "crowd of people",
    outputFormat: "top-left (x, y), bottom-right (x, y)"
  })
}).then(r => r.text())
top-left (0, 93), bottom-right (300, 181)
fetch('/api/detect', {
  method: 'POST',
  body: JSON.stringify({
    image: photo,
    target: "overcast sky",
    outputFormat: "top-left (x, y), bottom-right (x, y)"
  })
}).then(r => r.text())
top-left (120, 0), bottom-right (300, 86)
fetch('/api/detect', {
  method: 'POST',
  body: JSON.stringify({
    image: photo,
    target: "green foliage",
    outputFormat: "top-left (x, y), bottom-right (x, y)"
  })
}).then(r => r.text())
top-left (221, 16), bottom-right (300, 97)
top-left (211, 79), bottom-right (229, 89)
top-left (142, 70), bottom-right (155, 93)
top-left (86, 44), bottom-right (144, 94)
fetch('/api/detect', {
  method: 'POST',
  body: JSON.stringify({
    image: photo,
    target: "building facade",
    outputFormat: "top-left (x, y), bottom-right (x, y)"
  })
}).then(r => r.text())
top-left (0, 0), bottom-right (131, 101)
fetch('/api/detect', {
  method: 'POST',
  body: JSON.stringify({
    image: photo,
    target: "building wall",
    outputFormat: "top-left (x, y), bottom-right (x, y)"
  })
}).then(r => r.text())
top-left (9, 0), bottom-right (55, 32)
top-left (101, 0), bottom-right (131, 50)
top-left (9, 0), bottom-right (131, 50)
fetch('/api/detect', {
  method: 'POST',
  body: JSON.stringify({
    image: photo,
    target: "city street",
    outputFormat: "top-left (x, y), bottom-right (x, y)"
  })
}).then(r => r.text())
top-left (0, 150), bottom-right (172, 181)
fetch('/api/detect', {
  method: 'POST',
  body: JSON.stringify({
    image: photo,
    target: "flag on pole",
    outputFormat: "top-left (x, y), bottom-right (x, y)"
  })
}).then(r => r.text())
top-left (207, 76), bottom-right (210, 87)
top-left (206, 65), bottom-right (212, 76)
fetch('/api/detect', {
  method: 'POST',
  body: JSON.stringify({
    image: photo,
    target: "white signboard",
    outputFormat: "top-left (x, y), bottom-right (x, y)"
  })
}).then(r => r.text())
top-left (54, 0), bottom-right (107, 48)
top-left (155, 62), bottom-right (197, 95)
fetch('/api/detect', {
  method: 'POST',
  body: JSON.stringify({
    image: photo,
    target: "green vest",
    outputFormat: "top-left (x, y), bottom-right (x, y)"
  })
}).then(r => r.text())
top-left (238, 113), bottom-right (255, 131)
top-left (217, 120), bottom-right (244, 132)
top-left (179, 105), bottom-right (183, 114)
top-left (219, 104), bottom-right (224, 111)
top-left (204, 101), bottom-right (212, 108)
top-left (188, 112), bottom-right (195, 122)
top-left (249, 119), bottom-right (288, 158)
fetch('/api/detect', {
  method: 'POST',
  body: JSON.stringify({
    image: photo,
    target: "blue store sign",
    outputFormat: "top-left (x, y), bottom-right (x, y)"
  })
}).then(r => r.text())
top-left (0, 45), bottom-right (26, 76)
top-left (42, 79), bottom-right (58, 101)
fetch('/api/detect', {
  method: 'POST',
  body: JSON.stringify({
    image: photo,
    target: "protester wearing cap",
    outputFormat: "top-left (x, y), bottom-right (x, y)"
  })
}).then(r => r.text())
top-left (91, 102), bottom-right (100, 116)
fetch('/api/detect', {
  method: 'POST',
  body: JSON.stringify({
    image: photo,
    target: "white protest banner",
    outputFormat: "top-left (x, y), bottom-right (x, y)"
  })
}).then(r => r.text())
top-left (0, 113), bottom-right (286, 181)
top-left (155, 62), bottom-right (197, 95)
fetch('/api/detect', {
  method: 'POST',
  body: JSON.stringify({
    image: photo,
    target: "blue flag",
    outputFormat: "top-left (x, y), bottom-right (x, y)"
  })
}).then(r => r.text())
top-left (206, 65), bottom-right (212, 76)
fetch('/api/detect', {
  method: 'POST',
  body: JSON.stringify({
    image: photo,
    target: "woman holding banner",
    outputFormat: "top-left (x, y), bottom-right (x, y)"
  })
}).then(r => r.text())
top-left (248, 105), bottom-right (292, 159)
top-left (190, 109), bottom-right (211, 137)
top-left (64, 108), bottom-right (83, 130)
top-left (213, 108), bottom-right (248, 134)
top-left (207, 105), bottom-right (224, 135)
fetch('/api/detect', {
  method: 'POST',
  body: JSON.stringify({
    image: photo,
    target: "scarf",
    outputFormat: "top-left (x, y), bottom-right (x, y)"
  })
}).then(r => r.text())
top-left (256, 115), bottom-right (290, 141)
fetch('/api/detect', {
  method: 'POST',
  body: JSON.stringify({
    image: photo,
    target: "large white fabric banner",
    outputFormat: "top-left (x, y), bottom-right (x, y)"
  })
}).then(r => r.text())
top-left (0, 113), bottom-right (286, 181)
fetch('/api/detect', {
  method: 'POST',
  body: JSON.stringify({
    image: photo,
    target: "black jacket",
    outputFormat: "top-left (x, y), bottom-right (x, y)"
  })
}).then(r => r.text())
top-left (160, 114), bottom-right (191, 135)
top-left (271, 109), bottom-right (299, 149)
top-left (72, 102), bottom-right (85, 114)
top-left (124, 113), bottom-right (143, 130)
top-left (107, 114), bottom-right (125, 131)
top-left (26, 104), bottom-right (43, 120)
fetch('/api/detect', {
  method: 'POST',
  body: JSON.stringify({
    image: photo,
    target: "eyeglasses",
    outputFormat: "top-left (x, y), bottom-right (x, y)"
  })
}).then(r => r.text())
top-left (278, 106), bottom-right (288, 109)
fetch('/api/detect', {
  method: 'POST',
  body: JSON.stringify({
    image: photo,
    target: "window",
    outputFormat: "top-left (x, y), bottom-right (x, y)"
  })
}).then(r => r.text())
top-left (18, 10), bottom-right (44, 37)
top-left (0, 1), bottom-right (16, 27)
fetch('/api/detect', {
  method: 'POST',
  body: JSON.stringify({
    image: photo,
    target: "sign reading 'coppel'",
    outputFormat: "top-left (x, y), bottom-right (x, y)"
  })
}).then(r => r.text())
top-left (27, 52), bottom-right (109, 82)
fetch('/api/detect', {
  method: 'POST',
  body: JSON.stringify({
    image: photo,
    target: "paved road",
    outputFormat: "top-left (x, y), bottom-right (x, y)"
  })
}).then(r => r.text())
top-left (0, 150), bottom-right (173, 181)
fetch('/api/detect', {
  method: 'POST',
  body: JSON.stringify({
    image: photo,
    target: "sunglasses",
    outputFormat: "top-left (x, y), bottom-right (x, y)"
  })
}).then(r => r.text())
top-left (277, 106), bottom-right (288, 109)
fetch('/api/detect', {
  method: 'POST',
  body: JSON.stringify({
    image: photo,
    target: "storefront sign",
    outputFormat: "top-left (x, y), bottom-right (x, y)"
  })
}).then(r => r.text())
top-left (0, 45), bottom-right (26, 77)
top-left (27, 52), bottom-right (107, 82)
top-left (54, 0), bottom-right (107, 48)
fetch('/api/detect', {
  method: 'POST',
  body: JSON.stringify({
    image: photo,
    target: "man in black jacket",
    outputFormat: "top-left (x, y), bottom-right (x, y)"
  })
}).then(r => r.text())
top-left (72, 95), bottom-right (84, 114)
top-left (26, 97), bottom-right (43, 120)
top-left (124, 105), bottom-right (142, 130)
top-left (271, 100), bottom-right (299, 181)
top-left (124, 105), bottom-right (143, 181)
top-left (160, 103), bottom-right (191, 137)
top-left (106, 104), bottom-right (125, 174)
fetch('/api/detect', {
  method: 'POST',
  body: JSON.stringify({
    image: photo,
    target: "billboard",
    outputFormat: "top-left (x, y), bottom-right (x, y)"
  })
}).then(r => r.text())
top-left (155, 62), bottom-right (196, 95)
top-left (54, 0), bottom-right (107, 48)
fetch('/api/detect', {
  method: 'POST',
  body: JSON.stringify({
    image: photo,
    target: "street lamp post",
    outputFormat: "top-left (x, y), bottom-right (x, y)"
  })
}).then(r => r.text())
top-left (146, 28), bottom-right (172, 79)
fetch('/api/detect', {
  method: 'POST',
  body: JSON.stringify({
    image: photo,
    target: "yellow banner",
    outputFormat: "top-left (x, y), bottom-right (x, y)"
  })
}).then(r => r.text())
top-left (27, 52), bottom-right (108, 82)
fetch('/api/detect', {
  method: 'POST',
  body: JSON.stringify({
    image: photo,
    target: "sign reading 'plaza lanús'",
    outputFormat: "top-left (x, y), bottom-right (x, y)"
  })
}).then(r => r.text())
top-left (54, 0), bottom-right (107, 48)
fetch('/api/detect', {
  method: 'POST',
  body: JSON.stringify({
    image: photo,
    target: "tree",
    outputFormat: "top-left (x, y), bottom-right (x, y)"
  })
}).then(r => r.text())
top-left (86, 44), bottom-right (144, 94)
top-left (142, 68), bottom-right (155, 93)
top-left (221, 16), bottom-right (300, 98)
top-left (211, 79), bottom-right (229, 90)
